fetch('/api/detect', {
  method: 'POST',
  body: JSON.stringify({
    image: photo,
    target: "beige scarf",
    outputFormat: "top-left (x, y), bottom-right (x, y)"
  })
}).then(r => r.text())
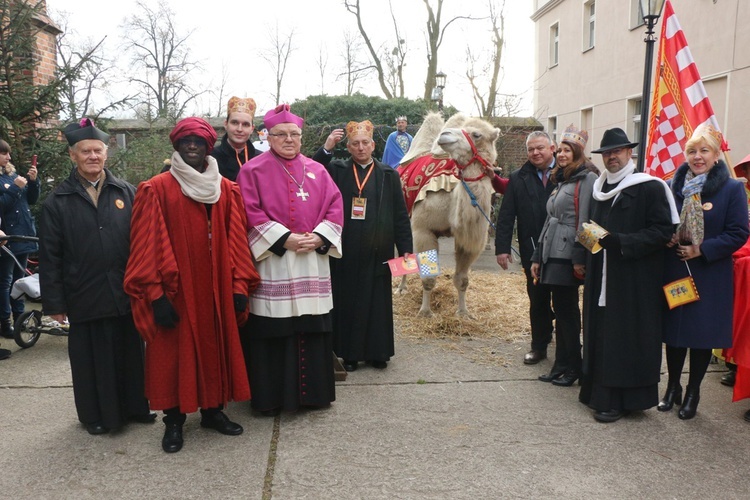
top-left (169, 151), bottom-right (221, 204)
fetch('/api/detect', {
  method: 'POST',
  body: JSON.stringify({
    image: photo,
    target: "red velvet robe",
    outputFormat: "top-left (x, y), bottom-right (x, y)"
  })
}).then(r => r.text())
top-left (728, 238), bottom-right (750, 402)
top-left (124, 172), bottom-right (259, 413)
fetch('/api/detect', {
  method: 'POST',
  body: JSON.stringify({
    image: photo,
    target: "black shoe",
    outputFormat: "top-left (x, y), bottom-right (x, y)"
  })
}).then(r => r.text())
top-left (343, 360), bottom-right (358, 372)
top-left (721, 371), bottom-right (736, 387)
top-left (0, 348), bottom-right (10, 360)
top-left (744, 409), bottom-right (750, 423)
top-left (162, 423), bottom-right (183, 453)
top-left (657, 383), bottom-right (683, 412)
top-left (551, 371), bottom-right (580, 387)
top-left (85, 422), bottom-right (109, 435)
top-left (524, 350), bottom-right (547, 365)
top-left (0, 319), bottom-right (12, 339)
top-left (538, 370), bottom-right (564, 382)
top-left (370, 360), bottom-right (387, 369)
top-left (678, 389), bottom-right (700, 420)
top-left (200, 411), bottom-right (243, 435)
top-left (128, 412), bottom-right (158, 424)
top-left (593, 409), bottom-right (628, 423)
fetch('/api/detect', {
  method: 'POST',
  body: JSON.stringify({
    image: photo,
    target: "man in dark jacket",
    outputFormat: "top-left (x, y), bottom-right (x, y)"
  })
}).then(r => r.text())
top-left (578, 128), bottom-right (677, 423)
top-left (39, 118), bottom-right (152, 435)
top-left (210, 96), bottom-right (260, 181)
top-left (318, 120), bottom-right (412, 371)
top-left (495, 131), bottom-right (556, 365)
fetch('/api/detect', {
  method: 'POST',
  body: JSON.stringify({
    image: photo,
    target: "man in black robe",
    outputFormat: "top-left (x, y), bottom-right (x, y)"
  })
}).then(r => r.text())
top-left (210, 96), bottom-right (260, 181)
top-left (322, 120), bottom-right (412, 371)
top-left (579, 128), bottom-right (677, 423)
top-left (39, 118), bottom-right (152, 435)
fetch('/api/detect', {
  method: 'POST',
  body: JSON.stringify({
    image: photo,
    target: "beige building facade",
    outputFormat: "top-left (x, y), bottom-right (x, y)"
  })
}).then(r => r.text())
top-left (532, 0), bottom-right (750, 169)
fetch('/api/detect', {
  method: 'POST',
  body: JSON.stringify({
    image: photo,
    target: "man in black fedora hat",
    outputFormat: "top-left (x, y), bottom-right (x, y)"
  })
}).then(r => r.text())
top-left (579, 127), bottom-right (679, 423)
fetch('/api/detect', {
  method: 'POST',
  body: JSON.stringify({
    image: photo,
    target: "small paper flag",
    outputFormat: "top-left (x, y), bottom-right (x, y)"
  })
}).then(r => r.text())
top-left (387, 254), bottom-right (419, 276)
top-left (417, 249), bottom-right (440, 277)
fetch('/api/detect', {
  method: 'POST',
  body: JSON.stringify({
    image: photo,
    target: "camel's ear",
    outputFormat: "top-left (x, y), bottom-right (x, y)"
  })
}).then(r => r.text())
top-left (492, 128), bottom-right (501, 141)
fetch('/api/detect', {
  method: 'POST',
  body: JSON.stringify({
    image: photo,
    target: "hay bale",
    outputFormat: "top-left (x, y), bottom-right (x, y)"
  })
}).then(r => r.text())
top-left (393, 268), bottom-right (529, 342)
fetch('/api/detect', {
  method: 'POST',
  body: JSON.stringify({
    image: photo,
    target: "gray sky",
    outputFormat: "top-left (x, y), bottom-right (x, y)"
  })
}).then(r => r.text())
top-left (49, 0), bottom-right (535, 118)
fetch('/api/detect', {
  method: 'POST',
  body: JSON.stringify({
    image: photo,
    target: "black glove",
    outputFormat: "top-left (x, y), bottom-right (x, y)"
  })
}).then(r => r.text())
top-left (233, 294), bottom-right (248, 313)
top-left (599, 233), bottom-right (621, 253)
top-left (152, 295), bottom-right (179, 328)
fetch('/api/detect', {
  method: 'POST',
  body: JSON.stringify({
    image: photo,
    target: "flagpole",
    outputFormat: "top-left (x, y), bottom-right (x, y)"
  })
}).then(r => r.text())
top-left (636, 4), bottom-right (665, 172)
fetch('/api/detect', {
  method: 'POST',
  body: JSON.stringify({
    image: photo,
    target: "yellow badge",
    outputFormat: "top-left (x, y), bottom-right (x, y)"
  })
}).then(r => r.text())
top-left (115, 199), bottom-right (125, 209)
top-left (702, 202), bottom-right (713, 211)
top-left (307, 172), bottom-right (316, 179)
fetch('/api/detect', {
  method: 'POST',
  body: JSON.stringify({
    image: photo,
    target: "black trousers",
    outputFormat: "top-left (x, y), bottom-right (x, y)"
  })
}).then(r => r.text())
top-left (549, 284), bottom-right (581, 373)
top-left (524, 267), bottom-right (553, 351)
top-left (68, 316), bottom-right (149, 429)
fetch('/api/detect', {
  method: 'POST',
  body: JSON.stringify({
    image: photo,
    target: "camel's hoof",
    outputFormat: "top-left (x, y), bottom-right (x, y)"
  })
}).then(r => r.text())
top-left (395, 288), bottom-right (407, 296)
top-left (417, 309), bottom-right (434, 318)
top-left (456, 310), bottom-right (474, 319)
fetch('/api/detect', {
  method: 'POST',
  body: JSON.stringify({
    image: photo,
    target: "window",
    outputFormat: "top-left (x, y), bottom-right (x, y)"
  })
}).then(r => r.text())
top-left (550, 22), bottom-right (559, 67)
top-left (630, 0), bottom-right (645, 29)
top-left (584, 1), bottom-right (596, 50)
top-left (116, 133), bottom-right (127, 149)
top-left (628, 98), bottom-right (642, 158)
top-left (580, 108), bottom-right (593, 154)
top-left (548, 116), bottom-right (558, 144)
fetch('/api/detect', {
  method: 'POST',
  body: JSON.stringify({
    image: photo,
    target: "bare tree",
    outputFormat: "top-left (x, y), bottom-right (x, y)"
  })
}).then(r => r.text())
top-left (338, 30), bottom-right (370, 96)
top-left (421, 0), bottom-right (483, 101)
top-left (208, 61), bottom-right (231, 117)
top-left (385, 1), bottom-right (408, 98)
top-left (55, 15), bottom-right (132, 121)
top-left (466, 0), bottom-right (507, 117)
top-left (261, 23), bottom-right (295, 106)
top-left (121, 0), bottom-right (203, 120)
top-left (344, 0), bottom-right (393, 99)
top-left (315, 42), bottom-right (328, 95)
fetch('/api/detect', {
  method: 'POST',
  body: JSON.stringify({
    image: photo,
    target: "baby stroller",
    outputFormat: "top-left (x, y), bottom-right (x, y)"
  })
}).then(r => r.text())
top-left (0, 235), bottom-right (68, 348)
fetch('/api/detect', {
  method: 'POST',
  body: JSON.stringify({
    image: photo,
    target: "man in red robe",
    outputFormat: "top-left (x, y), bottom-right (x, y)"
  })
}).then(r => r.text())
top-left (124, 117), bottom-right (259, 453)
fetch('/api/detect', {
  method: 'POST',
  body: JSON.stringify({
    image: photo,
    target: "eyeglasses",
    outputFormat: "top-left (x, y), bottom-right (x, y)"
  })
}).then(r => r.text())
top-left (268, 132), bottom-right (302, 140)
top-left (601, 148), bottom-right (623, 157)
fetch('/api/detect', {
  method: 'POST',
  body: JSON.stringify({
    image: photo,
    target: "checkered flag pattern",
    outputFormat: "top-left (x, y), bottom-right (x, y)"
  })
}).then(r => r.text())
top-left (645, 0), bottom-right (726, 180)
top-left (417, 249), bottom-right (440, 278)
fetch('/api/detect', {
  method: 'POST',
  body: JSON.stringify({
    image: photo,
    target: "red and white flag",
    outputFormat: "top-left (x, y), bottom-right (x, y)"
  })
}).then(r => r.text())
top-left (644, 0), bottom-right (727, 180)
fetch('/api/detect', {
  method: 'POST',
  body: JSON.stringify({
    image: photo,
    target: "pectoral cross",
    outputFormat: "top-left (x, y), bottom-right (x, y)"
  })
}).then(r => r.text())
top-left (296, 186), bottom-right (309, 201)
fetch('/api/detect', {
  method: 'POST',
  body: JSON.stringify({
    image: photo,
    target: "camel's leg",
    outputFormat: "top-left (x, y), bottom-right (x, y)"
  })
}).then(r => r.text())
top-left (413, 226), bottom-right (439, 318)
top-left (453, 244), bottom-right (482, 318)
top-left (396, 275), bottom-right (408, 295)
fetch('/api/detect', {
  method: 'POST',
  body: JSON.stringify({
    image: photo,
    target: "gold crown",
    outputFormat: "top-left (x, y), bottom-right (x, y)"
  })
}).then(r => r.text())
top-left (692, 123), bottom-right (723, 148)
top-left (345, 120), bottom-right (374, 139)
top-left (560, 124), bottom-right (589, 150)
top-left (396, 116), bottom-right (407, 123)
top-left (227, 96), bottom-right (257, 118)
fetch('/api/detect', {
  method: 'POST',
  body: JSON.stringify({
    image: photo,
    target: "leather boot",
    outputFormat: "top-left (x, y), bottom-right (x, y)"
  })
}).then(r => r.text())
top-left (657, 383), bottom-right (683, 412)
top-left (678, 387), bottom-right (700, 420)
top-left (0, 319), bottom-right (13, 339)
top-left (162, 423), bottom-right (184, 453)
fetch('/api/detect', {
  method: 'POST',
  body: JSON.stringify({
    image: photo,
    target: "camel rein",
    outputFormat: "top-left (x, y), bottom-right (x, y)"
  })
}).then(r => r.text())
top-left (455, 129), bottom-right (496, 230)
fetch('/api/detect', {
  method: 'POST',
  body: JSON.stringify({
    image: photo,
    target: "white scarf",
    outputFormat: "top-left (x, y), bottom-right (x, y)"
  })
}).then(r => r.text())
top-left (592, 160), bottom-right (679, 306)
top-left (169, 151), bottom-right (221, 204)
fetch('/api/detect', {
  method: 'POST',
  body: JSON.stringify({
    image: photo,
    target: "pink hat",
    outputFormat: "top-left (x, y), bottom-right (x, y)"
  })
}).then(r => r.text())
top-left (264, 103), bottom-right (304, 130)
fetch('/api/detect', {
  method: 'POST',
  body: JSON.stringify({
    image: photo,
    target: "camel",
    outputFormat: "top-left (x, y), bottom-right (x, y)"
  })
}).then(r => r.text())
top-left (397, 112), bottom-right (500, 317)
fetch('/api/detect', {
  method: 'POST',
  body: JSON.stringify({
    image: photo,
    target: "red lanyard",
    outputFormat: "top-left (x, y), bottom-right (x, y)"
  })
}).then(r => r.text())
top-left (352, 163), bottom-right (374, 197)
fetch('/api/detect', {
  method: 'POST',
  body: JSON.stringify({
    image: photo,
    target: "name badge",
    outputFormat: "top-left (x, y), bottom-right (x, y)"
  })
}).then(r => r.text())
top-left (351, 197), bottom-right (367, 219)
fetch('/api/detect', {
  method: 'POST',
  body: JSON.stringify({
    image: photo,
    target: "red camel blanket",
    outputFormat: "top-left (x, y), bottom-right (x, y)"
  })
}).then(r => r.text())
top-left (397, 154), bottom-right (457, 214)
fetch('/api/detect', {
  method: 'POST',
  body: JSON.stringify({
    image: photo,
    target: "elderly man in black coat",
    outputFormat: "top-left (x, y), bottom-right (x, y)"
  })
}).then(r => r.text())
top-left (495, 131), bottom-right (557, 365)
top-left (579, 128), bottom-right (678, 423)
top-left (39, 119), bottom-right (152, 435)
top-left (316, 120), bottom-right (412, 372)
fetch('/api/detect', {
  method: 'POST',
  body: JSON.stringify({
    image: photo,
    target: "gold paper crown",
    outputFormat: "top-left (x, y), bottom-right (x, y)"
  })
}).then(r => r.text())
top-left (227, 96), bottom-right (257, 118)
top-left (560, 124), bottom-right (589, 150)
top-left (691, 123), bottom-right (723, 148)
top-left (345, 120), bottom-right (374, 139)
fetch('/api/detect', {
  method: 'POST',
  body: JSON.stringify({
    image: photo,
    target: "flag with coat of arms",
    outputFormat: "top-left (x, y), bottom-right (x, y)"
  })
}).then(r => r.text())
top-left (644, 0), bottom-right (728, 180)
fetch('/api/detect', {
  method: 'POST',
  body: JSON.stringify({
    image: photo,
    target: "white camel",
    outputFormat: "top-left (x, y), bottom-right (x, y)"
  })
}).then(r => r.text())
top-left (397, 112), bottom-right (500, 317)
